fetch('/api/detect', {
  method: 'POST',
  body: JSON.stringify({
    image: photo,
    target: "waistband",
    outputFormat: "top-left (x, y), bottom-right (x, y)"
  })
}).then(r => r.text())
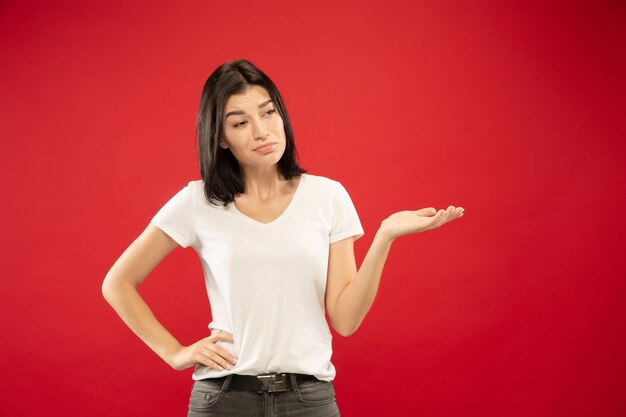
top-left (202, 372), bottom-right (319, 393)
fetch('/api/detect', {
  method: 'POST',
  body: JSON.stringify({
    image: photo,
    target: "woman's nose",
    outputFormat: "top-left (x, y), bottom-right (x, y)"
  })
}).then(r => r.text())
top-left (251, 119), bottom-right (269, 139)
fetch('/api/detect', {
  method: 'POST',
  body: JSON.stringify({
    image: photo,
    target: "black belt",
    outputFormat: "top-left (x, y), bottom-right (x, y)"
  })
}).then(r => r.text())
top-left (205, 372), bottom-right (318, 393)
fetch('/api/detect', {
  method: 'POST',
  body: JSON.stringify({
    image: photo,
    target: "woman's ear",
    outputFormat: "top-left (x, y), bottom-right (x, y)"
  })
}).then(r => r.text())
top-left (219, 139), bottom-right (229, 149)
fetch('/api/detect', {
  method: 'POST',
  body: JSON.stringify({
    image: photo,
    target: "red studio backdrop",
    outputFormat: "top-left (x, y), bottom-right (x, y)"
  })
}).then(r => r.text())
top-left (1, 1), bottom-right (625, 416)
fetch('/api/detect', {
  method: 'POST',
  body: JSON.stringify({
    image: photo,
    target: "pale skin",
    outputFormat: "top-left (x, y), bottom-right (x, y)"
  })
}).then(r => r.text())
top-left (101, 84), bottom-right (465, 373)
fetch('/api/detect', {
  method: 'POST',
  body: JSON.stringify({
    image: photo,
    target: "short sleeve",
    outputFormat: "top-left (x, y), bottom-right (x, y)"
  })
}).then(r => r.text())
top-left (329, 181), bottom-right (365, 243)
top-left (150, 181), bottom-right (198, 248)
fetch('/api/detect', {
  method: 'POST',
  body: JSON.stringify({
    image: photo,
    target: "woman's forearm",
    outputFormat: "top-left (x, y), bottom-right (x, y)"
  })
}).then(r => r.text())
top-left (332, 228), bottom-right (393, 336)
top-left (102, 279), bottom-right (182, 367)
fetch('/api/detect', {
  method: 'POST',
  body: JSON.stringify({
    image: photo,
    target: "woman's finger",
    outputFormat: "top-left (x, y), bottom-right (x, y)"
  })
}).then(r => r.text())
top-left (432, 210), bottom-right (444, 224)
top-left (194, 348), bottom-right (229, 371)
top-left (438, 208), bottom-right (448, 223)
top-left (414, 207), bottom-right (437, 217)
top-left (200, 348), bottom-right (232, 371)
top-left (445, 207), bottom-right (463, 223)
top-left (202, 335), bottom-right (238, 364)
top-left (442, 207), bottom-right (456, 224)
top-left (197, 351), bottom-right (225, 371)
top-left (207, 332), bottom-right (234, 343)
top-left (207, 343), bottom-right (238, 365)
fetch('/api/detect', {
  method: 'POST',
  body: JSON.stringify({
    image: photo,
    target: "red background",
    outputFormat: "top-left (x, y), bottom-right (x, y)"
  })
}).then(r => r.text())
top-left (1, 1), bottom-right (625, 416)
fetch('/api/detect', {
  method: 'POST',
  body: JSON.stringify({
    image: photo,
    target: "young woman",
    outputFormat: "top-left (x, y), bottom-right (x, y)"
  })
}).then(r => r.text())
top-left (102, 58), bottom-right (464, 417)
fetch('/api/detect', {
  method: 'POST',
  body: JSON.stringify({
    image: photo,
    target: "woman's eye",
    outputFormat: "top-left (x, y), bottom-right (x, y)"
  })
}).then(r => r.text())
top-left (232, 109), bottom-right (274, 128)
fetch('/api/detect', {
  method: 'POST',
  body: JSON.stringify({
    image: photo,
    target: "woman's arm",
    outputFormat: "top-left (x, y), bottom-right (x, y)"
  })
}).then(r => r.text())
top-left (325, 205), bottom-right (465, 337)
top-left (325, 229), bottom-right (392, 337)
top-left (101, 224), bottom-right (237, 371)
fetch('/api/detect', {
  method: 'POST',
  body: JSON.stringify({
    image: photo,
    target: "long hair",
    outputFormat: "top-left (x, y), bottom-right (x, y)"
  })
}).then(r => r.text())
top-left (195, 58), bottom-right (307, 207)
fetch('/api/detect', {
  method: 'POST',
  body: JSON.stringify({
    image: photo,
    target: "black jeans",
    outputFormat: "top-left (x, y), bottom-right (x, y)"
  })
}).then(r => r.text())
top-left (187, 374), bottom-right (341, 417)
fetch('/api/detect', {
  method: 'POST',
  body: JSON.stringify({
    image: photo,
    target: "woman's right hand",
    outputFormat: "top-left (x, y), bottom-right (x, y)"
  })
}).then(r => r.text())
top-left (167, 331), bottom-right (238, 371)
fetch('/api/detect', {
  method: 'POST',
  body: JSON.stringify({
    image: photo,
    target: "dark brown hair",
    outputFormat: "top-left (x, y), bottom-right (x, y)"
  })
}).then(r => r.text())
top-left (195, 58), bottom-right (307, 207)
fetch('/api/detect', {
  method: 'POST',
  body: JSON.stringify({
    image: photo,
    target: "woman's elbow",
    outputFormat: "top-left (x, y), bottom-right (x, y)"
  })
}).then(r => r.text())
top-left (101, 273), bottom-right (130, 303)
top-left (332, 322), bottom-right (358, 337)
top-left (101, 275), bottom-right (116, 302)
top-left (337, 329), bottom-right (356, 337)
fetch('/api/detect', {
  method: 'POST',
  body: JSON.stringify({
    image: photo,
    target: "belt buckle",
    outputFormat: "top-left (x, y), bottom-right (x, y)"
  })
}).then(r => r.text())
top-left (257, 372), bottom-right (288, 393)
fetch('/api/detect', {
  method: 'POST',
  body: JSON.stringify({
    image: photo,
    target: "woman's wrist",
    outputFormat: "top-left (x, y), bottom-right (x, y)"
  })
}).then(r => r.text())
top-left (159, 341), bottom-right (185, 369)
top-left (375, 225), bottom-right (396, 245)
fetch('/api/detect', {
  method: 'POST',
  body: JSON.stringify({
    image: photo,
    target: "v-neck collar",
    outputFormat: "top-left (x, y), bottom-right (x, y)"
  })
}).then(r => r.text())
top-left (229, 174), bottom-right (306, 227)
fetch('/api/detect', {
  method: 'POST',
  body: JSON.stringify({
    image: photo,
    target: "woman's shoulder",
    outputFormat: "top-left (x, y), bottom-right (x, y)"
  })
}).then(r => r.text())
top-left (182, 179), bottom-right (228, 209)
top-left (188, 179), bottom-right (204, 188)
top-left (301, 173), bottom-right (341, 189)
top-left (180, 179), bottom-right (204, 195)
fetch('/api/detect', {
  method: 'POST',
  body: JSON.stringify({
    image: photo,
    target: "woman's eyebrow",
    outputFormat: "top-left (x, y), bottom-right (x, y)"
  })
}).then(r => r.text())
top-left (225, 99), bottom-right (273, 119)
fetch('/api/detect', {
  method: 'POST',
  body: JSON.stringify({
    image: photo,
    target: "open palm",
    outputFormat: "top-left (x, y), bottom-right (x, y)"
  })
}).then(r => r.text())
top-left (380, 206), bottom-right (464, 241)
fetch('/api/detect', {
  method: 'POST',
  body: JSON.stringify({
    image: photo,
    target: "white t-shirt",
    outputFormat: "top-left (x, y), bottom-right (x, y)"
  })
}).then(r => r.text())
top-left (150, 173), bottom-right (364, 381)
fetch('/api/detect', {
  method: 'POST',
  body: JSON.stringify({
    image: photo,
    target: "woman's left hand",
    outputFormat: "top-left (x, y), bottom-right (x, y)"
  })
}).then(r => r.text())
top-left (379, 206), bottom-right (465, 241)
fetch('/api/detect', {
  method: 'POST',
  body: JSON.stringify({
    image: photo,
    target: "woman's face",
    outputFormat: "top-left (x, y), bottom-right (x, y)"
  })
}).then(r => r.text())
top-left (220, 85), bottom-right (286, 172)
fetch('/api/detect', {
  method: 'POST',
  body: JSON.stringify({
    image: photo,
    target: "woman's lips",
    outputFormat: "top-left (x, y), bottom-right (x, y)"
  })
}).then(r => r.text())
top-left (254, 143), bottom-right (277, 154)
